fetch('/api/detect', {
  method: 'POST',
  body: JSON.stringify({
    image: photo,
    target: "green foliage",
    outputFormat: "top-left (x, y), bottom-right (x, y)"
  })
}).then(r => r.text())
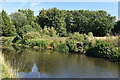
top-left (88, 32), bottom-right (93, 37)
top-left (41, 26), bottom-right (58, 37)
top-left (70, 32), bottom-right (86, 41)
top-left (57, 26), bottom-right (68, 37)
top-left (1, 10), bottom-right (16, 36)
top-left (23, 32), bottom-right (41, 39)
top-left (66, 32), bottom-right (91, 53)
top-left (112, 21), bottom-right (120, 34)
top-left (18, 9), bottom-right (34, 25)
top-left (54, 43), bottom-right (69, 53)
top-left (25, 39), bottom-right (49, 48)
top-left (37, 8), bottom-right (67, 36)
top-left (10, 12), bottom-right (28, 33)
top-left (31, 22), bottom-right (42, 32)
top-left (85, 40), bottom-right (119, 62)
top-left (66, 10), bottom-right (116, 36)
top-left (19, 25), bottom-right (36, 35)
top-left (2, 37), bottom-right (14, 44)
top-left (65, 39), bottom-right (78, 53)
top-left (1, 8), bottom-right (117, 37)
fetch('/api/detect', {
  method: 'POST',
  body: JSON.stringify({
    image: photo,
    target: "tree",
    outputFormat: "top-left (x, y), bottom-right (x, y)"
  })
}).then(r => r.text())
top-left (18, 9), bottom-right (42, 32)
top-left (1, 10), bottom-right (16, 36)
top-left (64, 11), bottom-right (74, 33)
top-left (18, 9), bottom-right (34, 25)
top-left (37, 8), bottom-right (67, 36)
top-left (64, 10), bottom-right (116, 36)
top-left (10, 12), bottom-right (28, 34)
top-left (90, 10), bottom-right (116, 36)
top-left (112, 21), bottom-right (120, 34)
top-left (36, 9), bottom-right (49, 28)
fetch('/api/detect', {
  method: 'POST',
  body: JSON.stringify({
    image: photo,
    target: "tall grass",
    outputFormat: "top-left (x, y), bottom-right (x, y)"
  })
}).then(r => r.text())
top-left (94, 36), bottom-right (118, 46)
top-left (0, 52), bottom-right (16, 79)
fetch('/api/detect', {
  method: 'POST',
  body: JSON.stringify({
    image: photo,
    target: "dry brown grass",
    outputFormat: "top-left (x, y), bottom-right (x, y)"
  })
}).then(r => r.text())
top-left (94, 36), bottom-right (118, 45)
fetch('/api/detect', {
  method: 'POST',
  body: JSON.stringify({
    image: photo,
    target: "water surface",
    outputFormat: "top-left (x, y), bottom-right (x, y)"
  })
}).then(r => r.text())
top-left (2, 46), bottom-right (119, 78)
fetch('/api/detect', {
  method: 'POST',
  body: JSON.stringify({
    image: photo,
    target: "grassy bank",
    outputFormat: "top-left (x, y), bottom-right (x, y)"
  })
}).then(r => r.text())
top-left (0, 52), bottom-right (15, 79)
top-left (1, 34), bottom-right (119, 62)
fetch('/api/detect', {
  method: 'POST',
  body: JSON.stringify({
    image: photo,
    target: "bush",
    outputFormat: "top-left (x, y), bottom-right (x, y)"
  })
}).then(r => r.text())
top-left (88, 32), bottom-right (93, 37)
top-left (54, 43), bottom-right (69, 53)
top-left (2, 37), bottom-right (14, 44)
top-left (41, 26), bottom-right (58, 37)
top-left (47, 27), bottom-right (58, 37)
top-left (85, 40), bottom-right (119, 62)
top-left (66, 32), bottom-right (91, 53)
top-left (65, 39), bottom-right (78, 53)
top-left (19, 25), bottom-right (36, 35)
top-left (23, 32), bottom-right (41, 39)
top-left (70, 32), bottom-right (85, 41)
top-left (25, 39), bottom-right (49, 48)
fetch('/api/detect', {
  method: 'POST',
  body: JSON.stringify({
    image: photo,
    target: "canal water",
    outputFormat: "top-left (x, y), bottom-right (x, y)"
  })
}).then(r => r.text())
top-left (1, 45), bottom-right (119, 78)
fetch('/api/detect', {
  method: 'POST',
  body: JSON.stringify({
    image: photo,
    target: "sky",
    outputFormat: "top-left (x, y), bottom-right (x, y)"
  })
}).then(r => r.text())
top-left (1, 2), bottom-right (119, 19)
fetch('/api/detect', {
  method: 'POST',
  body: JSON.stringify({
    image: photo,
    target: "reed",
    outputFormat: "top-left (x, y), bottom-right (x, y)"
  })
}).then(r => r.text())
top-left (0, 51), bottom-right (16, 79)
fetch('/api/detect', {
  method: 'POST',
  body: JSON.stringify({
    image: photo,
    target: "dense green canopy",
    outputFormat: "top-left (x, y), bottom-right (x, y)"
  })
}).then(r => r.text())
top-left (1, 8), bottom-right (119, 37)
top-left (1, 10), bottom-right (16, 36)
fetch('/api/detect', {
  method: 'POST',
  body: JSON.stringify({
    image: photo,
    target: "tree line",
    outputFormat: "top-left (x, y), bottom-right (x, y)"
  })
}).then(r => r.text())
top-left (1, 8), bottom-right (120, 37)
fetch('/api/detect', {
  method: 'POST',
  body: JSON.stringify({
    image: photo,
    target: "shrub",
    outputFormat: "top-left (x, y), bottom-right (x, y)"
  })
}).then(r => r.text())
top-left (41, 26), bottom-right (58, 37)
top-left (65, 39), bottom-right (78, 53)
top-left (47, 27), bottom-right (58, 37)
top-left (2, 37), bottom-right (14, 44)
top-left (85, 40), bottom-right (119, 62)
top-left (88, 32), bottom-right (93, 37)
top-left (23, 32), bottom-right (41, 39)
top-left (54, 43), bottom-right (69, 53)
top-left (66, 32), bottom-right (91, 53)
top-left (19, 25), bottom-right (36, 35)
top-left (25, 39), bottom-right (49, 48)
top-left (70, 32), bottom-right (85, 41)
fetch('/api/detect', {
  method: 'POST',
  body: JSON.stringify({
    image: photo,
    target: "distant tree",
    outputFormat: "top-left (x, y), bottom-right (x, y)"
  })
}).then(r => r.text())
top-left (1, 10), bottom-right (16, 36)
top-left (2, 8), bottom-right (116, 37)
top-left (36, 9), bottom-right (49, 28)
top-left (90, 10), bottom-right (116, 36)
top-left (112, 21), bottom-right (120, 34)
top-left (66, 10), bottom-right (116, 36)
top-left (37, 8), bottom-right (67, 36)
top-left (64, 11), bottom-right (74, 33)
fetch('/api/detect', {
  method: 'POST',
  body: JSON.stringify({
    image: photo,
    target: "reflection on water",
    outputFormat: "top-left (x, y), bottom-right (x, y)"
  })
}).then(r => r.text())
top-left (2, 45), bottom-right (119, 78)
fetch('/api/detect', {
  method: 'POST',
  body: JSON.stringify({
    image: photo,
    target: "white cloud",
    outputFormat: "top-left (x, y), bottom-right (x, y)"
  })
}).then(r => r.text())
top-left (30, 2), bottom-right (43, 11)
top-left (31, 2), bottom-right (41, 7)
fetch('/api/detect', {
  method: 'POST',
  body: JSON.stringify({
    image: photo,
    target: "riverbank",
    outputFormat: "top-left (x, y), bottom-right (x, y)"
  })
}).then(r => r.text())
top-left (1, 35), bottom-right (120, 62)
top-left (0, 51), bottom-right (15, 79)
